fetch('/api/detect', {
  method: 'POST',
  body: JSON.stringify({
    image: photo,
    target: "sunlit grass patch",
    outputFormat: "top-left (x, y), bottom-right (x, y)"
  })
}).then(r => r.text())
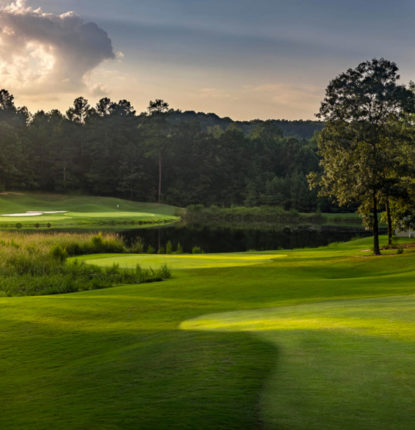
top-left (76, 252), bottom-right (287, 270)
top-left (181, 295), bottom-right (415, 429)
top-left (180, 295), bottom-right (415, 340)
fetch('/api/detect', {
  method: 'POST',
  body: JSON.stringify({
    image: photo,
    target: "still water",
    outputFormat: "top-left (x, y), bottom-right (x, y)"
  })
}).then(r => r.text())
top-left (120, 224), bottom-right (372, 253)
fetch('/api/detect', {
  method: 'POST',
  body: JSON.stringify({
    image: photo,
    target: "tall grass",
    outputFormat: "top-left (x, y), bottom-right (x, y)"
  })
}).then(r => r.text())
top-left (0, 232), bottom-right (170, 297)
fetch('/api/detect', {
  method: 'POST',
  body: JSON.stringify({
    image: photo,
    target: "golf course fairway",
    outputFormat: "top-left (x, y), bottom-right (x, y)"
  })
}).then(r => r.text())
top-left (2, 236), bottom-right (415, 429)
top-left (0, 193), bottom-right (179, 229)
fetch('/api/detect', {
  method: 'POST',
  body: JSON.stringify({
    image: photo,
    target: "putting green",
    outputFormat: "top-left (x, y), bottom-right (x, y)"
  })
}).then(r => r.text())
top-left (0, 193), bottom-right (179, 228)
top-left (77, 252), bottom-right (287, 270)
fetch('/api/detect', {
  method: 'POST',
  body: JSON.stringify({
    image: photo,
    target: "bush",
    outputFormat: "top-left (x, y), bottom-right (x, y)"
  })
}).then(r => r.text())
top-left (192, 246), bottom-right (204, 254)
top-left (50, 245), bottom-right (68, 263)
top-left (91, 234), bottom-right (104, 249)
top-left (166, 240), bottom-right (173, 254)
top-left (159, 264), bottom-right (171, 279)
top-left (147, 245), bottom-right (156, 254)
top-left (130, 238), bottom-right (145, 253)
top-left (176, 242), bottom-right (183, 254)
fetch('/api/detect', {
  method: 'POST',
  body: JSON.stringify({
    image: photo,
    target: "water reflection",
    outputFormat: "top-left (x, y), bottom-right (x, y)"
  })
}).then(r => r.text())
top-left (120, 225), bottom-right (372, 253)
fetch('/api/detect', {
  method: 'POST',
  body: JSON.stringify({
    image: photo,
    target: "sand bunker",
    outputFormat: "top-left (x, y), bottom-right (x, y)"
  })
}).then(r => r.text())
top-left (1, 211), bottom-right (67, 217)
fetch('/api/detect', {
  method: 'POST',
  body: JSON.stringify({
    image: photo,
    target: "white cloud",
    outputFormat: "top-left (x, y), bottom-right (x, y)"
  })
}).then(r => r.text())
top-left (0, 0), bottom-right (115, 94)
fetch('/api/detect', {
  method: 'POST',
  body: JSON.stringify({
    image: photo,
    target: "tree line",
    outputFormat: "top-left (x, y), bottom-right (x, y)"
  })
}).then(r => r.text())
top-left (4, 57), bottom-right (413, 255)
top-left (0, 90), bottom-right (326, 211)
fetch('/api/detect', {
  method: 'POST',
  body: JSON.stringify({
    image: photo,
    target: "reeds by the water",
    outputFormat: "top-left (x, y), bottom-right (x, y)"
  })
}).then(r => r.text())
top-left (0, 232), bottom-right (170, 296)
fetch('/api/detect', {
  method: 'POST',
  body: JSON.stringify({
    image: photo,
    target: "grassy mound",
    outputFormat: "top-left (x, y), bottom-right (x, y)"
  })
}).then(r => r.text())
top-left (0, 192), bottom-right (179, 229)
top-left (1, 236), bottom-right (415, 429)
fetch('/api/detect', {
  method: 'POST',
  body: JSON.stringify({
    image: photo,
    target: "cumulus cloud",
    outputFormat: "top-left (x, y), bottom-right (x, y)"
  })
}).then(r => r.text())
top-left (0, 0), bottom-right (115, 93)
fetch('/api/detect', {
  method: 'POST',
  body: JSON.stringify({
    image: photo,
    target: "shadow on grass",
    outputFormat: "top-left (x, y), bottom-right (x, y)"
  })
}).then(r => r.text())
top-left (1, 322), bottom-right (278, 430)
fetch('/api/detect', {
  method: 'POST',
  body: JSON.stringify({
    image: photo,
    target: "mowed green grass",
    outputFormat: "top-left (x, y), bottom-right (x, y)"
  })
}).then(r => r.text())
top-left (2, 237), bottom-right (415, 429)
top-left (76, 252), bottom-right (288, 270)
top-left (0, 192), bottom-right (179, 229)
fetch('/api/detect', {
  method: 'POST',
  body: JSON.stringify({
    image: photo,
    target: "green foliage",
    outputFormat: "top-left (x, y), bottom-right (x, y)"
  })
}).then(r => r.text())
top-left (176, 242), bottom-right (183, 254)
top-left (146, 245), bottom-right (156, 254)
top-left (165, 240), bottom-right (173, 254)
top-left (192, 246), bottom-right (204, 254)
top-left (310, 58), bottom-right (415, 255)
top-left (0, 232), bottom-right (170, 296)
top-left (158, 264), bottom-right (172, 279)
top-left (91, 233), bottom-right (104, 248)
top-left (50, 245), bottom-right (68, 263)
top-left (63, 233), bottom-right (125, 255)
top-left (0, 90), bottom-right (325, 211)
top-left (130, 238), bottom-right (145, 253)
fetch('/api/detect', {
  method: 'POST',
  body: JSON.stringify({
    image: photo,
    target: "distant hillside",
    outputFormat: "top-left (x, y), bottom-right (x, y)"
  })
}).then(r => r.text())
top-left (169, 111), bottom-right (324, 139)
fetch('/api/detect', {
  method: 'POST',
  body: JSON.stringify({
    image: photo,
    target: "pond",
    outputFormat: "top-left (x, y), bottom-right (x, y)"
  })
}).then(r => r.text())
top-left (120, 224), bottom-right (374, 253)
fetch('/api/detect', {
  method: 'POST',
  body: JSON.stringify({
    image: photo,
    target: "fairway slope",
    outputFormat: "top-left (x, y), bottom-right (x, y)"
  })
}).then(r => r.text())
top-left (182, 295), bottom-right (415, 429)
top-left (2, 237), bottom-right (415, 429)
top-left (0, 193), bottom-right (179, 229)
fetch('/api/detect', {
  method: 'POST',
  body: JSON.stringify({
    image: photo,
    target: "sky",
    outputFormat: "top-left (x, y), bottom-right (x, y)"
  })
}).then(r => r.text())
top-left (0, 0), bottom-right (415, 120)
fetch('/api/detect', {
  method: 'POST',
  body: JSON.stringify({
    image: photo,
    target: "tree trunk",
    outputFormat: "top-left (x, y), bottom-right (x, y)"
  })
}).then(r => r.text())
top-left (158, 150), bottom-right (162, 203)
top-left (373, 193), bottom-right (381, 255)
top-left (386, 198), bottom-right (393, 247)
top-left (63, 164), bottom-right (67, 190)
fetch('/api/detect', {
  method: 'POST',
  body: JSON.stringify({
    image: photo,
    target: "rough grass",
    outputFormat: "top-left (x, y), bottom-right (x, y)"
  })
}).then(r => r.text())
top-left (0, 192), bottom-right (179, 229)
top-left (1, 236), bottom-right (415, 429)
top-left (0, 232), bottom-right (170, 296)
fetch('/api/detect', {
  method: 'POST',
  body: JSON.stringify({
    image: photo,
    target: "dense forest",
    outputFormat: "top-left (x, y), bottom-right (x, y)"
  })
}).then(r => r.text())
top-left (0, 89), bottom-right (330, 211)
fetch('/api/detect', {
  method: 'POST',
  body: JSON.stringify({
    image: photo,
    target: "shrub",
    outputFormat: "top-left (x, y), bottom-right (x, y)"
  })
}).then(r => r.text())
top-left (50, 245), bottom-right (68, 263)
top-left (192, 246), bottom-right (204, 254)
top-left (147, 245), bottom-right (156, 254)
top-left (397, 247), bottom-right (404, 254)
top-left (130, 238), bottom-right (145, 253)
top-left (166, 240), bottom-right (173, 254)
top-left (158, 246), bottom-right (165, 254)
top-left (159, 264), bottom-right (171, 279)
top-left (176, 242), bottom-right (183, 254)
top-left (91, 234), bottom-right (104, 249)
